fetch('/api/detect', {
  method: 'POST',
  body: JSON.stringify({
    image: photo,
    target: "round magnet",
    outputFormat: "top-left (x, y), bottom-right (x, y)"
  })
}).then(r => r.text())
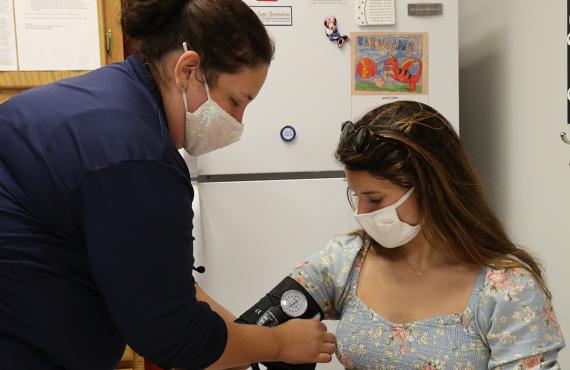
top-left (280, 125), bottom-right (296, 142)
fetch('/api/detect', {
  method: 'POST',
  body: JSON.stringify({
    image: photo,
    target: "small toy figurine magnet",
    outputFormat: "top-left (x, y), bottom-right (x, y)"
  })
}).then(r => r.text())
top-left (324, 16), bottom-right (349, 48)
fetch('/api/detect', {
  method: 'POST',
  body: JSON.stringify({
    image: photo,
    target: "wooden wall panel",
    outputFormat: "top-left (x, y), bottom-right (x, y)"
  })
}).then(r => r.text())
top-left (0, 0), bottom-right (124, 101)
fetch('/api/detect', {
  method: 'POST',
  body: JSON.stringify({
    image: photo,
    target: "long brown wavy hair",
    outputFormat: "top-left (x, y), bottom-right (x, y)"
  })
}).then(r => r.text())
top-left (336, 101), bottom-right (551, 298)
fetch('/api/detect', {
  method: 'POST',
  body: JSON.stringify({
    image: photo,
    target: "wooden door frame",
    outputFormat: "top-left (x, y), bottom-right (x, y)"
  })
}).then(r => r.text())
top-left (0, 0), bottom-right (125, 102)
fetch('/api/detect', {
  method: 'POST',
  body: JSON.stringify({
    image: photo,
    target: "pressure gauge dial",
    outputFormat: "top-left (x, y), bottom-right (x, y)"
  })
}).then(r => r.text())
top-left (280, 289), bottom-right (308, 318)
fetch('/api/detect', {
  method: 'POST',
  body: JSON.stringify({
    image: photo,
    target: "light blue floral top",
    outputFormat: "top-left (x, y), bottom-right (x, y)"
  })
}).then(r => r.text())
top-left (289, 235), bottom-right (565, 370)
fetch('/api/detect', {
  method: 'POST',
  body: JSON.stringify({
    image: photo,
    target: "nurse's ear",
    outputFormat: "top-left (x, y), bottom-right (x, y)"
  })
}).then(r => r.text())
top-left (174, 49), bottom-right (201, 90)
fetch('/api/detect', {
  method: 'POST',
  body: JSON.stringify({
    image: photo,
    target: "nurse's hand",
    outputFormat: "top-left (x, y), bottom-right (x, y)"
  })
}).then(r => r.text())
top-left (274, 317), bottom-right (336, 364)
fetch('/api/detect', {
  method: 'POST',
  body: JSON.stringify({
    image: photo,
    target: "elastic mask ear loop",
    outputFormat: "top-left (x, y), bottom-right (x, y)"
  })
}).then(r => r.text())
top-left (392, 187), bottom-right (415, 209)
top-left (181, 42), bottom-right (190, 113)
top-left (182, 90), bottom-right (189, 113)
top-left (181, 41), bottom-right (210, 108)
top-left (204, 79), bottom-right (212, 101)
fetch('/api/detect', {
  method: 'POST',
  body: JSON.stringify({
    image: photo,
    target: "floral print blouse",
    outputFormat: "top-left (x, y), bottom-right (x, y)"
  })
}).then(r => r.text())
top-left (289, 235), bottom-right (565, 369)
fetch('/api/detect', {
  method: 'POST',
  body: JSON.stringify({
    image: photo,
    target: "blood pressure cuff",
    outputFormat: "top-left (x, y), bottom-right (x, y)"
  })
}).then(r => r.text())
top-left (235, 276), bottom-right (324, 370)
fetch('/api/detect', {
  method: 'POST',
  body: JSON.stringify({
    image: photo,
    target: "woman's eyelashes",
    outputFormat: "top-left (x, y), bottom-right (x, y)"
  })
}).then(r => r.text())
top-left (351, 192), bottom-right (383, 205)
top-left (361, 196), bottom-right (383, 209)
top-left (366, 197), bottom-right (383, 205)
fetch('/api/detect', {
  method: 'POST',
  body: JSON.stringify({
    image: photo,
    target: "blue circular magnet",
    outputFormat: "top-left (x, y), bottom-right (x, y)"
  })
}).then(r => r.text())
top-left (280, 125), bottom-right (296, 142)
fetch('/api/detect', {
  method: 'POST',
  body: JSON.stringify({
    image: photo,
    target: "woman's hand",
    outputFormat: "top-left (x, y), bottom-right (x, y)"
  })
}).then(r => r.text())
top-left (274, 317), bottom-right (336, 364)
top-left (196, 285), bottom-right (336, 370)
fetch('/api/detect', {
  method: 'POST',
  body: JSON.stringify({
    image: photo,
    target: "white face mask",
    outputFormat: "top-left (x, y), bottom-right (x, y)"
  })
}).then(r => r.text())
top-left (354, 187), bottom-right (421, 249)
top-left (181, 43), bottom-right (243, 156)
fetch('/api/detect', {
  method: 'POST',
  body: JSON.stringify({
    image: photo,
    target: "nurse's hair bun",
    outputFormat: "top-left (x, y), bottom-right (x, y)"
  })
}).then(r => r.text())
top-left (119, 0), bottom-right (274, 86)
top-left (120, 0), bottom-right (189, 39)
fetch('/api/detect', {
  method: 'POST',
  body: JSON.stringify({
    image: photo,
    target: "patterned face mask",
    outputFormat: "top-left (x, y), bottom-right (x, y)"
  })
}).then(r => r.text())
top-left (181, 42), bottom-right (243, 156)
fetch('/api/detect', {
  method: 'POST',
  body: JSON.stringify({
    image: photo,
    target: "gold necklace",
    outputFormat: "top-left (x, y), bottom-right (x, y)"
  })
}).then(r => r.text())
top-left (403, 258), bottom-right (427, 278)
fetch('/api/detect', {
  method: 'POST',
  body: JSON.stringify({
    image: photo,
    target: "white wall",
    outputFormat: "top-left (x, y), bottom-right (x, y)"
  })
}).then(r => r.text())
top-left (459, 0), bottom-right (569, 365)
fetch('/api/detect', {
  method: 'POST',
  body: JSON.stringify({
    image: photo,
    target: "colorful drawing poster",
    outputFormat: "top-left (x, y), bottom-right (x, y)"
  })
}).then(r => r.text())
top-left (351, 32), bottom-right (428, 95)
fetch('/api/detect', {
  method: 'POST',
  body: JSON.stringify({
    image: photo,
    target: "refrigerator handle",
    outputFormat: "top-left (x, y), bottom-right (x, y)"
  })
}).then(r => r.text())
top-left (182, 150), bottom-right (206, 284)
top-left (191, 181), bottom-right (206, 285)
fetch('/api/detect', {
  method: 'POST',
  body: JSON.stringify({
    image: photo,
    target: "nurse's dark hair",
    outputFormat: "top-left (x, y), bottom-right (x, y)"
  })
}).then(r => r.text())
top-left (120, 0), bottom-right (274, 84)
top-left (336, 101), bottom-right (551, 299)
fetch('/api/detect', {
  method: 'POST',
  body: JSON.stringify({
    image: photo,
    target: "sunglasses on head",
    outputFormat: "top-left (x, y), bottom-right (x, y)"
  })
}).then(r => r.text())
top-left (340, 120), bottom-right (383, 153)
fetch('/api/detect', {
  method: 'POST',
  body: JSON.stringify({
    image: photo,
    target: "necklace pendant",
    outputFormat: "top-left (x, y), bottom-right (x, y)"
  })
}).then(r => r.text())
top-left (415, 272), bottom-right (423, 277)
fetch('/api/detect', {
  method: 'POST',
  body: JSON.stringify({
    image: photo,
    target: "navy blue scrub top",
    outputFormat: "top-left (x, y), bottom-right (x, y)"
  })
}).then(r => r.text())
top-left (0, 55), bottom-right (227, 369)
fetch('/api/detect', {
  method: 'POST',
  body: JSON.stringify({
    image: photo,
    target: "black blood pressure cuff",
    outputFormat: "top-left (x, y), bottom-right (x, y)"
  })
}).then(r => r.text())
top-left (235, 276), bottom-right (323, 324)
top-left (235, 276), bottom-right (324, 370)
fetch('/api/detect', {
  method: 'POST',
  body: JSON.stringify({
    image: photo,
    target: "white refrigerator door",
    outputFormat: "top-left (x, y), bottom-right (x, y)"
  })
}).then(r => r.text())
top-left (195, 178), bottom-right (356, 370)
top-left (197, 0), bottom-right (458, 176)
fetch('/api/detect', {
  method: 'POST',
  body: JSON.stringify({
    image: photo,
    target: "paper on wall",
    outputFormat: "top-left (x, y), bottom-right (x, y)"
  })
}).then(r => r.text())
top-left (14, 0), bottom-right (101, 71)
top-left (250, 6), bottom-right (293, 27)
top-left (351, 95), bottom-right (429, 120)
top-left (355, 0), bottom-right (396, 26)
top-left (351, 32), bottom-right (429, 96)
top-left (0, 0), bottom-right (17, 71)
top-left (311, 0), bottom-right (347, 3)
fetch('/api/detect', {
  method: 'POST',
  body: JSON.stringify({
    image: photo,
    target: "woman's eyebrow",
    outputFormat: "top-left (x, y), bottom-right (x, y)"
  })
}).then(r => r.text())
top-left (359, 191), bottom-right (384, 195)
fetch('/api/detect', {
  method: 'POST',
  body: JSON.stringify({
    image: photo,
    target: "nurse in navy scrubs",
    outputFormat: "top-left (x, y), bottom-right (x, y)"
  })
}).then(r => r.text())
top-left (0, 0), bottom-right (335, 368)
